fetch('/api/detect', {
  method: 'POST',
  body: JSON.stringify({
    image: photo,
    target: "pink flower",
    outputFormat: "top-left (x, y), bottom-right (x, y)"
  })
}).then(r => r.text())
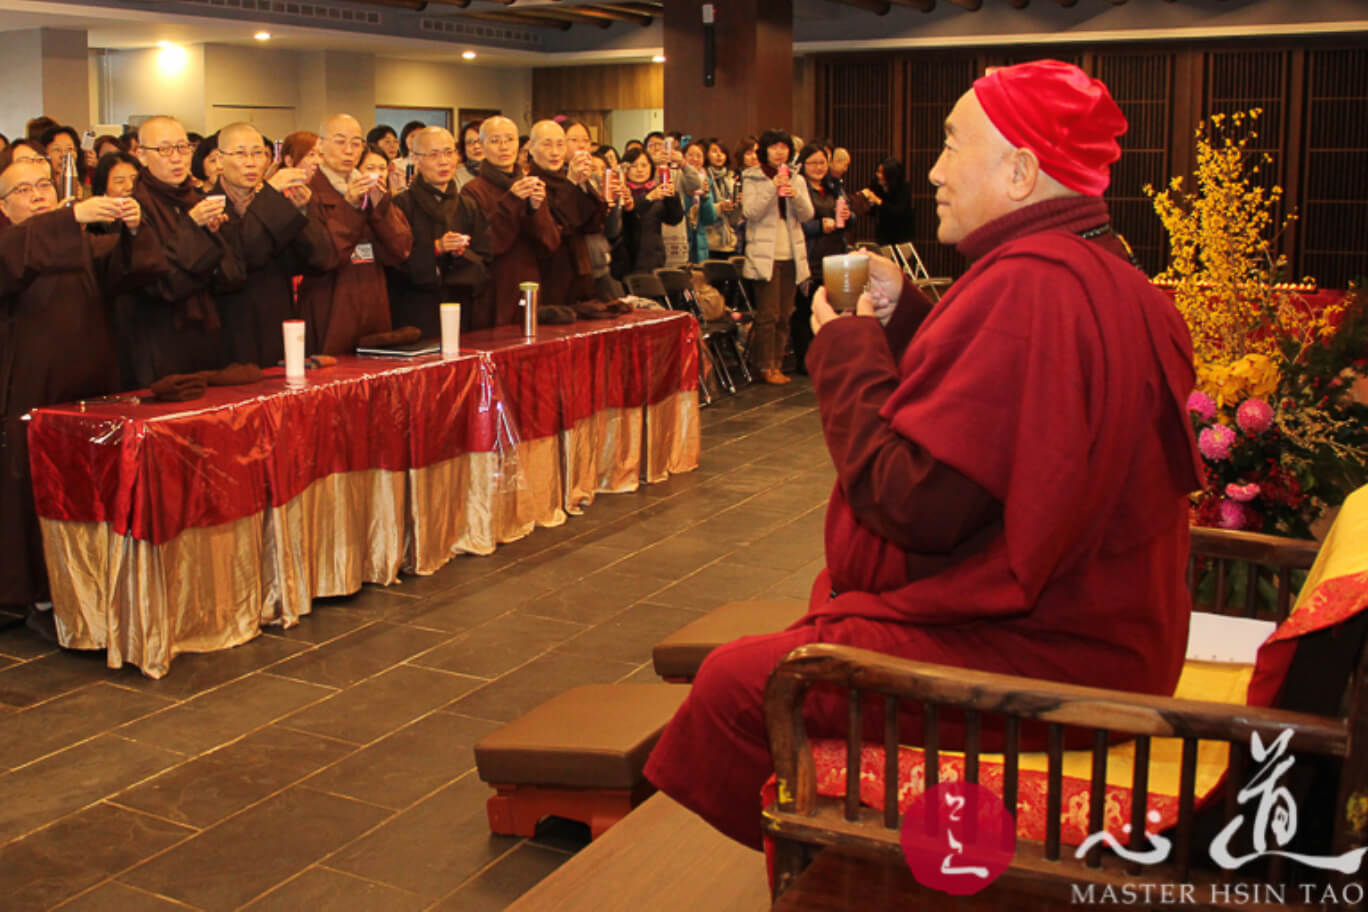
top-left (1218, 500), bottom-right (1250, 530)
top-left (1236, 398), bottom-right (1274, 435)
top-left (1225, 482), bottom-right (1260, 502)
top-left (1186, 390), bottom-right (1217, 422)
top-left (1198, 424), bottom-right (1236, 461)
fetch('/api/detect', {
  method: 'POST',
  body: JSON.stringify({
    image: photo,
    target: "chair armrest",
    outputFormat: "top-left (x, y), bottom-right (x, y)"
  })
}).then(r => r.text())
top-left (765, 643), bottom-right (1347, 816)
top-left (1189, 526), bottom-right (1320, 569)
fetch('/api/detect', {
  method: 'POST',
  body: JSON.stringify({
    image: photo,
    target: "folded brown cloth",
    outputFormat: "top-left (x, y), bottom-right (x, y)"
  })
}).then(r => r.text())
top-left (605, 297), bottom-right (634, 315)
top-left (572, 299), bottom-right (617, 321)
top-left (199, 363), bottom-right (264, 386)
top-left (356, 326), bottom-right (422, 348)
top-left (537, 305), bottom-right (577, 325)
top-left (149, 373), bottom-right (209, 402)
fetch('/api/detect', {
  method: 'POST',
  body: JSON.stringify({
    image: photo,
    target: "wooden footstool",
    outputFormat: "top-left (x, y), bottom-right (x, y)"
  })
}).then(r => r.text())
top-left (475, 683), bottom-right (689, 840)
top-left (652, 599), bottom-right (807, 682)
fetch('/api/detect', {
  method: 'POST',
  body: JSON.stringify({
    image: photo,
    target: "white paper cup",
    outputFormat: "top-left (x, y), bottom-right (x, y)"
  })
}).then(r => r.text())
top-left (283, 320), bottom-right (306, 380)
top-left (440, 302), bottom-right (461, 356)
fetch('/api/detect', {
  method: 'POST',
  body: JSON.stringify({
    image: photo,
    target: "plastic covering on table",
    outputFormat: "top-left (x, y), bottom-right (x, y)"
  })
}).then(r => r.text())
top-left (25, 310), bottom-right (699, 678)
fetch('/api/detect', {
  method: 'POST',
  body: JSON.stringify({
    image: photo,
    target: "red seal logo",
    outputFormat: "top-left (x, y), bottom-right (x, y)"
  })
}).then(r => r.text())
top-left (900, 781), bottom-right (1016, 896)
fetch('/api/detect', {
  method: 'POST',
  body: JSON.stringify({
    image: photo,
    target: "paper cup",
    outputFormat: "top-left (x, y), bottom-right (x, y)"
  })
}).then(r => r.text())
top-left (283, 320), bottom-right (306, 380)
top-left (822, 253), bottom-right (869, 312)
top-left (440, 302), bottom-right (461, 356)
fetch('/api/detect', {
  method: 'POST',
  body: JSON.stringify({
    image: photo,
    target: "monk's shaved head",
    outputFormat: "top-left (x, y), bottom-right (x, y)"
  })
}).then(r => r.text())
top-left (479, 116), bottom-right (520, 170)
top-left (137, 116), bottom-right (185, 148)
top-left (218, 122), bottom-right (262, 150)
top-left (528, 120), bottom-right (566, 173)
top-left (318, 113), bottom-right (364, 174)
top-left (321, 113), bottom-right (362, 139)
top-left (529, 120), bottom-right (563, 145)
top-left (411, 126), bottom-right (454, 156)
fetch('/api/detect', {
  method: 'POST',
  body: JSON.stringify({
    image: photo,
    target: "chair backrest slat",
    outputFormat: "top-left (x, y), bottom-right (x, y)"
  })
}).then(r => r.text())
top-left (1176, 737), bottom-right (1199, 882)
top-left (1002, 716), bottom-right (1021, 818)
top-left (845, 687), bottom-right (862, 822)
top-left (1086, 729), bottom-right (1109, 868)
top-left (1127, 735), bottom-right (1153, 875)
top-left (923, 703), bottom-right (940, 790)
top-left (965, 710), bottom-right (981, 785)
top-left (1046, 724), bottom-right (1064, 861)
top-left (1244, 563), bottom-right (1261, 618)
top-left (1215, 558), bottom-right (1229, 612)
top-left (883, 697), bottom-right (899, 829)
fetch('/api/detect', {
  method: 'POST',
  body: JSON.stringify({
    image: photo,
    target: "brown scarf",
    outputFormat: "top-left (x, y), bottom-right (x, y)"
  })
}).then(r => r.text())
top-left (133, 171), bottom-right (219, 329)
top-left (217, 178), bottom-right (257, 217)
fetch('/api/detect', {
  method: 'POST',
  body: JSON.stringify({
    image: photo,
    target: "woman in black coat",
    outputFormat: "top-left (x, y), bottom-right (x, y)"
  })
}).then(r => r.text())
top-left (858, 156), bottom-right (916, 247)
top-left (620, 147), bottom-right (683, 274)
top-left (792, 144), bottom-right (847, 372)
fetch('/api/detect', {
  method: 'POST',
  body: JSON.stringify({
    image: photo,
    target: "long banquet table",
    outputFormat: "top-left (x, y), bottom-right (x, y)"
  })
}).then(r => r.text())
top-left (26, 311), bottom-right (700, 678)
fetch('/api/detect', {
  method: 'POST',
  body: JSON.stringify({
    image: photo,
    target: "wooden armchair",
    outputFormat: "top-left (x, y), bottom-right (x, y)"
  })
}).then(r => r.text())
top-left (762, 527), bottom-right (1368, 908)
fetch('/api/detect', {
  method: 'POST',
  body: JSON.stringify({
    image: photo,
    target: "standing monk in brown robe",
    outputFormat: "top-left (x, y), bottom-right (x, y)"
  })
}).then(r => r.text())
top-left (211, 122), bottom-right (331, 366)
top-left (457, 116), bottom-right (559, 329)
top-left (0, 160), bottom-right (164, 610)
top-left (388, 127), bottom-right (487, 338)
top-left (124, 116), bottom-right (243, 387)
top-left (297, 113), bottom-right (413, 355)
top-left (526, 120), bottom-right (607, 317)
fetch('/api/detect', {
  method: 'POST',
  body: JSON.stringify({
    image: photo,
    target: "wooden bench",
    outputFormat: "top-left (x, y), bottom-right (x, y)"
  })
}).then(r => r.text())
top-left (652, 599), bottom-right (808, 682)
top-left (762, 522), bottom-right (1368, 909)
top-left (475, 683), bottom-right (689, 839)
top-left (505, 792), bottom-right (771, 912)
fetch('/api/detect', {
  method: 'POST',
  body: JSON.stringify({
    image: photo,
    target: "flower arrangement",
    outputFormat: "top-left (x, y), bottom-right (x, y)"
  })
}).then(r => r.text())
top-left (1147, 110), bottom-right (1368, 537)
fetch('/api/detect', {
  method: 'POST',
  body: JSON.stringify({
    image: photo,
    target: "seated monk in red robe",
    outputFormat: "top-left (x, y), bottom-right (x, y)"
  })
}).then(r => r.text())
top-left (645, 60), bottom-right (1206, 850)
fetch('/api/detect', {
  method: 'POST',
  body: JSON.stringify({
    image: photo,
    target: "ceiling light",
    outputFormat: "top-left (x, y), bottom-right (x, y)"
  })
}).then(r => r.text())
top-left (156, 40), bottom-right (172, 48)
top-left (254, 31), bottom-right (271, 41)
top-left (462, 50), bottom-right (477, 60)
top-left (652, 55), bottom-right (666, 63)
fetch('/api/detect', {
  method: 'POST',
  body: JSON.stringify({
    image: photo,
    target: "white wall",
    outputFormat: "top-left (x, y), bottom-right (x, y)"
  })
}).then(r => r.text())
top-left (0, 31), bottom-right (43, 139)
top-left (606, 109), bottom-right (662, 149)
top-left (374, 57), bottom-right (533, 133)
top-left (105, 44), bottom-right (207, 133)
top-left (203, 43), bottom-right (300, 132)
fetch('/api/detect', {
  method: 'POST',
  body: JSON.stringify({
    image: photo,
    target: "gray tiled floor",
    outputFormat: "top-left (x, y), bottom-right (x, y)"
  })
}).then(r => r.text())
top-left (0, 378), bottom-right (831, 911)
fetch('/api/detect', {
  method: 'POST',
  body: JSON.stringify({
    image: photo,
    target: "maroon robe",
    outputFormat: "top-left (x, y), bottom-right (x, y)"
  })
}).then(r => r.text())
top-left (0, 210), bottom-right (165, 605)
top-left (529, 161), bottom-right (606, 311)
top-left (644, 196), bottom-right (1205, 849)
top-left (297, 169), bottom-right (413, 355)
top-left (457, 165), bottom-right (560, 328)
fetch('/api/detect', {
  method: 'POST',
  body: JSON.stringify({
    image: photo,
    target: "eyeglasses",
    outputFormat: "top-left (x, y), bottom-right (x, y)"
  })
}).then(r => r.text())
top-left (0, 178), bottom-right (56, 201)
top-left (223, 148), bottom-right (270, 162)
top-left (328, 135), bottom-right (365, 150)
top-left (150, 142), bottom-right (194, 158)
top-left (484, 134), bottom-right (518, 147)
top-left (416, 147), bottom-right (458, 160)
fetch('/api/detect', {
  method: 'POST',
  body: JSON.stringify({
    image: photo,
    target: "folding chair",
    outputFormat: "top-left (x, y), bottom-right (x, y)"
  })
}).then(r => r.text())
top-left (895, 241), bottom-right (953, 301)
top-left (656, 268), bottom-right (751, 396)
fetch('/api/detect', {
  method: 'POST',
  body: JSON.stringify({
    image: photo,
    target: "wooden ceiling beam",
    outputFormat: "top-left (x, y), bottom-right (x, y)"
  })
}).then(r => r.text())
top-left (538, 5), bottom-right (654, 25)
top-left (506, 7), bottom-right (614, 28)
top-left (592, 4), bottom-right (659, 23)
top-left (467, 10), bottom-right (573, 29)
top-left (421, 0), bottom-right (472, 8)
top-left (946, 0), bottom-right (981, 9)
top-left (888, 0), bottom-right (936, 10)
top-left (824, 0), bottom-right (892, 15)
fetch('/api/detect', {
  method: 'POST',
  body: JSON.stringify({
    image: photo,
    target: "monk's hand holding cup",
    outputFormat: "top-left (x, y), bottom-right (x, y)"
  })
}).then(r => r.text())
top-left (509, 176), bottom-right (538, 200)
top-left (119, 198), bottom-right (142, 233)
top-left (72, 196), bottom-right (125, 225)
top-left (439, 231), bottom-right (468, 254)
top-left (345, 172), bottom-right (374, 207)
top-left (188, 195), bottom-right (226, 228)
top-left (861, 249), bottom-right (904, 325)
top-left (268, 167), bottom-right (307, 194)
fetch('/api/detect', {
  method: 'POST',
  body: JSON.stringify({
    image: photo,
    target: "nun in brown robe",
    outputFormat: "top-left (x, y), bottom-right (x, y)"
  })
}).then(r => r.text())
top-left (456, 116), bottom-right (559, 329)
top-left (526, 121), bottom-right (606, 314)
top-left (296, 138), bottom-right (413, 355)
top-left (0, 176), bottom-right (165, 607)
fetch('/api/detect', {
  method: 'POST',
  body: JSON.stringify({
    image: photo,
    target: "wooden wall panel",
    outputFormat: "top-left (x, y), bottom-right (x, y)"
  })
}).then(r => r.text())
top-left (816, 39), bottom-right (1368, 288)
top-left (532, 63), bottom-right (662, 120)
top-left (1301, 48), bottom-right (1368, 289)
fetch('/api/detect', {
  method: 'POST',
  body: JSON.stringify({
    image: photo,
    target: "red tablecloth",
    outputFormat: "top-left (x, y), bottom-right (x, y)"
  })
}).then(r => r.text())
top-left (24, 310), bottom-right (699, 678)
top-left (28, 310), bottom-right (697, 547)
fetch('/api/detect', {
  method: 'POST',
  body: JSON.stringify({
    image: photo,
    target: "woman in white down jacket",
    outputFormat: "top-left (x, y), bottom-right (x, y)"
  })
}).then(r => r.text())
top-left (742, 128), bottom-right (813, 385)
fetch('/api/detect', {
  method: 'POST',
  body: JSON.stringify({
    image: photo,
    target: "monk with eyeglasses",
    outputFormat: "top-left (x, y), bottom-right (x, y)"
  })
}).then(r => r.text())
top-left (0, 154), bottom-right (164, 615)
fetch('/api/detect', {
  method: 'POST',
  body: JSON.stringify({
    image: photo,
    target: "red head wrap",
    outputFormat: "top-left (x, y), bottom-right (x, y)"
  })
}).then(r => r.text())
top-left (972, 60), bottom-right (1127, 196)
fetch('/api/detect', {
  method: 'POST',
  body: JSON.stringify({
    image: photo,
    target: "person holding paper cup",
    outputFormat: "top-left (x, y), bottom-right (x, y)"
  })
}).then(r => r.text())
top-left (211, 122), bottom-right (331, 366)
top-left (120, 116), bottom-right (245, 388)
top-left (741, 128), bottom-right (813, 385)
top-left (297, 113), bottom-right (414, 354)
top-left (389, 126), bottom-right (486, 338)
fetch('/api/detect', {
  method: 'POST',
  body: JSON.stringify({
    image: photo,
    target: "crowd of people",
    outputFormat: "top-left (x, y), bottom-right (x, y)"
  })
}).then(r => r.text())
top-left (0, 106), bottom-right (920, 615)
